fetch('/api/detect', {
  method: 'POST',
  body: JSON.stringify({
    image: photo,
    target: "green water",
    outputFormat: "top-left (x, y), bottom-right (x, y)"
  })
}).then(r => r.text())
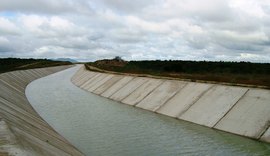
top-left (26, 66), bottom-right (270, 156)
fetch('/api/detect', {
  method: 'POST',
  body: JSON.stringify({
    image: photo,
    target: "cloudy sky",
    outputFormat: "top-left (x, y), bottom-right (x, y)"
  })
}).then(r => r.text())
top-left (0, 0), bottom-right (269, 62)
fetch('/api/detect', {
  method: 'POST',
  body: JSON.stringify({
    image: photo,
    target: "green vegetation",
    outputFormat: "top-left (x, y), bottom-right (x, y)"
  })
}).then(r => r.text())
top-left (86, 58), bottom-right (270, 88)
top-left (0, 58), bottom-right (72, 73)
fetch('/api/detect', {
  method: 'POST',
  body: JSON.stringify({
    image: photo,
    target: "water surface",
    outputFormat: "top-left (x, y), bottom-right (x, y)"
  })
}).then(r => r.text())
top-left (26, 65), bottom-right (270, 156)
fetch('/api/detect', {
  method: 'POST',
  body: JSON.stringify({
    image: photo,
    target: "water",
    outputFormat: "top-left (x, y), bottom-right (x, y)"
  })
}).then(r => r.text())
top-left (26, 65), bottom-right (270, 156)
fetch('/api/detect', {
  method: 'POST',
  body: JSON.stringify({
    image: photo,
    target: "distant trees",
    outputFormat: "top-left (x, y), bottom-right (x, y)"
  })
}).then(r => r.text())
top-left (90, 59), bottom-right (270, 75)
top-left (123, 60), bottom-right (270, 75)
top-left (0, 58), bottom-right (72, 73)
top-left (87, 59), bottom-right (270, 87)
top-left (113, 56), bottom-right (124, 62)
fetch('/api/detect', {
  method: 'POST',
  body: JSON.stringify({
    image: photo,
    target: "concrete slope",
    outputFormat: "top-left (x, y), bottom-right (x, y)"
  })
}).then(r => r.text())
top-left (122, 78), bottom-right (163, 106)
top-left (101, 76), bottom-right (134, 98)
top-left (71, 66), bottom-right (270, 144)
top-left (156, 82), bottom-right (213, 117)
top-left (93, 75), bottom-right (123, 95)
top-left (214, 89), bottom-right (270, 138)
top-left (179, 85), bottom-right (248, 127)
top-left (110, 77), bottom-right (148, 101)
top-left (0, 66), bottom-right (84, 156)
top-left (136, 80), bottom-right (186, 111)
top-left (261, 128), bottom-right (270, 143)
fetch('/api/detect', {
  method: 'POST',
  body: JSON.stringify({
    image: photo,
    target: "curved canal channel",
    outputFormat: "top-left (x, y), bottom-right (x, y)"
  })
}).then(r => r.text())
top-left (26, 65), bottom-right (270, 156)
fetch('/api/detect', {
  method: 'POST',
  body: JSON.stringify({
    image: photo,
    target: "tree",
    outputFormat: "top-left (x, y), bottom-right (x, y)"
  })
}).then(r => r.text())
top-left (113, 56), bottom-right (124, 62)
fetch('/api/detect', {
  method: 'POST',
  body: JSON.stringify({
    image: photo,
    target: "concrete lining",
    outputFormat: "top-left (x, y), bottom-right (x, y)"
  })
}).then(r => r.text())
top-left (80, 73), bottom-right (100, 89)
top-left (0, 97), bottom-right (50, 128)
top-left (25, 70), bottom-right (40, 80)
top-left (10, 71), bottom-right (29, 84)
top-left (71, 68), bottom-right (84, 83)
top-left (21, 70), bottom-right (39, 81)
top-left (215, 89), bottom-right (270, 138)
top-left (75, 71), bottom-right (94, 84)
top-left (0, 119), bottom-right (27, 156)
top-left (93, 75), bottom-right (122, 95)
top-left (122, 78), bottom-right (164, 106)
top-left (88, 75), bottom-right (114, 92)
top-left (0, 100), bottom-right (70, 144)
top-left (31, 69), bottom-right (44, 78)
top-left (76, 72), bottom-right (96, 87)
top-left (110, 77), bottom-right (148, 101)
top-left (73, 72), bottom-right (89, 85)
top-left (179, 85), bottom-right (248, 127)
top-left (85, 74), bottom-right (108, 91)
top-left (261, 127), bottom-right (270, 142)
top-left (0, 74), bottom-right (25, 91)
top-left (0, 81), bottom-right (26, 98)
top-left (0, 80), bottom-right (25, 97)
top-left (101, 76), bottom-right (134, 98)
top-left (156, 82), bottom-right (213, 117)
top-left (136, 80), bottom-right (187, 111)
top-left (11, 127), bottom-right (70, 156)
top-left (0, 82), bottom-right (34, 113)
top-left (0, 65), bottom-right (84, 156)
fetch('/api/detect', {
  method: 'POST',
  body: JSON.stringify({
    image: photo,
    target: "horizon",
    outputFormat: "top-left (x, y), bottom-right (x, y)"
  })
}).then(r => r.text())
top-left (2, 56), bottom-right (270, 64)
top-left (0, 0), bottom-right (270, 63)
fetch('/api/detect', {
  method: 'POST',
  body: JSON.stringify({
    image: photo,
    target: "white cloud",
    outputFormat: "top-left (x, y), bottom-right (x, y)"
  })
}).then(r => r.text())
top-left (0, 17), bottom-right (20, 35)
top-left (0, 0), bottom-right (269, 62)
top-left (230, 0), bottom-right (267, 18)
top-left (236, 53), bottom-right (270, 62)
top-left (19, 15), bottom-right (83, 38)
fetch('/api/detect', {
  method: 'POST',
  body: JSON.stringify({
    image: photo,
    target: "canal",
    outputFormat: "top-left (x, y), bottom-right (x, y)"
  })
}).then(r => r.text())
top-left (26, 65), bottom-right (270, 156)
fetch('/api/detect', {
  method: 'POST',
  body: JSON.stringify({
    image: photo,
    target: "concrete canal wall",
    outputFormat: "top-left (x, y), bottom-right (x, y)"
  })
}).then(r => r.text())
top-left (72, 66), bottom-right (270, 144)
top-left (0, 66), bottom-right (83, 156)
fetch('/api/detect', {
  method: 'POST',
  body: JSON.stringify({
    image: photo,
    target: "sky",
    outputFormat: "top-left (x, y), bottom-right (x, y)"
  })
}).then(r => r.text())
top-left (0, 0), bottom-right (269, 62)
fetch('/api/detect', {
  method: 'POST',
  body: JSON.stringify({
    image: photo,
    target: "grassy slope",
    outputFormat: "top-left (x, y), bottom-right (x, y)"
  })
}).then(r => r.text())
top-left (0, 58), bottom-right (72, 74)
top-left (86, 59), bottom-right (270, 88)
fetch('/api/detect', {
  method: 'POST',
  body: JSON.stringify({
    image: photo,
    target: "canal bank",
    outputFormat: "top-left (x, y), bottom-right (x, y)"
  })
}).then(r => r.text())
top-left (26, 65), bottom-right (270, 155)
top-left (0, 65), bottom-right (83, 156)
top-left (72, 66), bottom-right (270, 143)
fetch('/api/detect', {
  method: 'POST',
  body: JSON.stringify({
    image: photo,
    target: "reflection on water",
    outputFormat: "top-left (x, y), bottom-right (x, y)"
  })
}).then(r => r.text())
top-left (26, 66), bottom-right (270, 156)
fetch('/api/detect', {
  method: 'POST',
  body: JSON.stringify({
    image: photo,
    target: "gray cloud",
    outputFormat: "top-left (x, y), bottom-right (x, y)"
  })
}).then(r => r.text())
top-left (0, 38), bottom-right (13, 52)
top-left (0, 0), bottom-right (94, 15)
top-left (0, 0), bottom-right (269, 62)
top-left (96, 0), bottom-right (162, 13)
